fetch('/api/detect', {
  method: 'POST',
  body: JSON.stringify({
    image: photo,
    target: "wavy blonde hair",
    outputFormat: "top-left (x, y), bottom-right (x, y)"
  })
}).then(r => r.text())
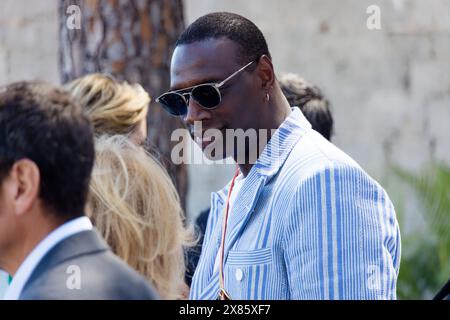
top-left (65, 73), bottom-right (149, 137)
top-left (87, 135), bottom-right (193, 299)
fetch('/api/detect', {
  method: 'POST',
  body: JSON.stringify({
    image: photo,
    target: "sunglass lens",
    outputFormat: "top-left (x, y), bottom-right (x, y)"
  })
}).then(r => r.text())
top-left (158, 93), bottom-right (187, 116)
top-left (191, 85), bottom-right (221, 109)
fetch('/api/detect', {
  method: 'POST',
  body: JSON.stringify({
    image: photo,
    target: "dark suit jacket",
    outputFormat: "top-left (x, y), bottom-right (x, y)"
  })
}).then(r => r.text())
top-left (20, 229), bottom-right (158, 300)
top-left (185, 208), bottom-right (210, 286)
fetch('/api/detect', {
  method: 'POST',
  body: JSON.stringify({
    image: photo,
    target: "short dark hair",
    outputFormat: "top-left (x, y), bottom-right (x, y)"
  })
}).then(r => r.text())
top-left (176, 12), bottom-right (271, 65)
top-left (279, 74), bottom-right (334, 141)
top-left (0, 81), bottom-right (95, 219)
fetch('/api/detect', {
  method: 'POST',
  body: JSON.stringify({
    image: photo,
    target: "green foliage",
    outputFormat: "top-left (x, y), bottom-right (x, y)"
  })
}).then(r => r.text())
top-left (391, 162), bottom-right (450, 299)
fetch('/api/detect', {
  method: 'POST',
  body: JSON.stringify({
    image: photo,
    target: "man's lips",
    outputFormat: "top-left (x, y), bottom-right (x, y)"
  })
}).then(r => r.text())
top-left (193, 127), bottom-right (225, 149)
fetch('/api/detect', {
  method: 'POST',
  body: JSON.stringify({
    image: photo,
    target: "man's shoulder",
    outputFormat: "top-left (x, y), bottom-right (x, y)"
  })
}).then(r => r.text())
top-left (21, 249), bottom-right (157, 300)
top-left (283, 130), bottom-right (362, 180)
top-left (20, 231), bottom-right (157, 300)
top-left (294, 130), bottom-right (357, 163)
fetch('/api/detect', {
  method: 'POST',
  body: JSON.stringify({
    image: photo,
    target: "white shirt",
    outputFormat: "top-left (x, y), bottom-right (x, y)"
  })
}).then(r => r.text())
top-left (3, 216), bottom-right (93, 300)
top-left (214, 173), bottom-right (246, 272)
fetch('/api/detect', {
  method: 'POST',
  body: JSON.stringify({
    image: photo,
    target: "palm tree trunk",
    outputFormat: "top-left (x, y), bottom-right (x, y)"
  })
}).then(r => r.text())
top-left (59, 0), bottom-right (188, 210)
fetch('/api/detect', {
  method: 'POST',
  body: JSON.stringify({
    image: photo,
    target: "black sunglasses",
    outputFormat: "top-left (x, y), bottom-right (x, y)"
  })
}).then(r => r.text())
top-left (156, 60), bottom-right (256, 116)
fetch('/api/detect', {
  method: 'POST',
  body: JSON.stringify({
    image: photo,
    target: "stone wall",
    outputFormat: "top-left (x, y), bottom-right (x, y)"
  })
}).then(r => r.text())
top-left (0, 0), bottom-right (59, 85)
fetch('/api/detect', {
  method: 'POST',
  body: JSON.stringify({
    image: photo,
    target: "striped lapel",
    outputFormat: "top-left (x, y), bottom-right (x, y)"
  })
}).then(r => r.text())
top-left (221, 109), bottom-right (310, 267)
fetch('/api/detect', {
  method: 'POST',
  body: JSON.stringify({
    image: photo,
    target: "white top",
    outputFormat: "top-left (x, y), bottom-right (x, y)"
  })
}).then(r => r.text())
top-left (214, 173), bottom-right (246, 273)
top-left (3, 216), bottom-right (93, 300)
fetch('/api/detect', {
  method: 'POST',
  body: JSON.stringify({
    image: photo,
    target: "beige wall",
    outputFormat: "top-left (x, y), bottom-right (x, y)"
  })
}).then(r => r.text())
top-left (0, 0), bottom-right (59, 85)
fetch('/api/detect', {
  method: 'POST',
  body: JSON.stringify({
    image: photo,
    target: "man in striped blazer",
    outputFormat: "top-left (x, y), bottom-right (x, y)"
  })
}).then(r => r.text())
top-left (157, 12), bottom-right (401, 300)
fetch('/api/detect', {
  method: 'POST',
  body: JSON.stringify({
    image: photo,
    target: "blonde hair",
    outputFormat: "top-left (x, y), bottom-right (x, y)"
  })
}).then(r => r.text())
top-left (87, 135), bottom-right (193, 299)
top-left (65, 73), bottom-right (150, 136)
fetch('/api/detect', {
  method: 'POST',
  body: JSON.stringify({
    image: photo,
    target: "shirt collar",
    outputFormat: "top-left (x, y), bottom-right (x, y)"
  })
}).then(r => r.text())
top-left (3, 216), bottom-right (93, 300)
top-left (252, 107), bottom-right (311, 178)
top-left (213, 107), bottom-right (312, 203)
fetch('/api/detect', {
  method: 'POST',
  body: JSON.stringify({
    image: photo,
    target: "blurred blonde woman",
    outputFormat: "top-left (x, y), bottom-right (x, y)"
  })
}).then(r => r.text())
top-left (66, 74), bottom-right (193, 298)
top-left (65, 73), bottom-right (149, 145)
top-left (88, 134), bottom-right (193, 299)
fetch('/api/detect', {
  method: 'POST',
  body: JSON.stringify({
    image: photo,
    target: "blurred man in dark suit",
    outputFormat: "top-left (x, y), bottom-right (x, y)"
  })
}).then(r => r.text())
top-left (0, 81), bottom-right (157, 300)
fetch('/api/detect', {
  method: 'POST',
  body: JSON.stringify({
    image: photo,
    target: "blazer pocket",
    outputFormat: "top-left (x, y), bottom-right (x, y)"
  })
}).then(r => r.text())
top-left (227, 247), bottom-right (273, 266)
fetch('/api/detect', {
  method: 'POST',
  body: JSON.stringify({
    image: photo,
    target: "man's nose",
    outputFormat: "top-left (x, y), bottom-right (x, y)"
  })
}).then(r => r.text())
top-left (183, 98), bottom-right (211, 126)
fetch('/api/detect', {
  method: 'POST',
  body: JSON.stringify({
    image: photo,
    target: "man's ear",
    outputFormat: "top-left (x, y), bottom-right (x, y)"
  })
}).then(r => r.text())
top-left (9, 159), bottom-right (40, 217)
top-left (256, 55), bottom-right (275, 90)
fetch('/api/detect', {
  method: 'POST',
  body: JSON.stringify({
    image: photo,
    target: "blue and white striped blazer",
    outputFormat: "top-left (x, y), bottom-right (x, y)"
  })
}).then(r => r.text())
top-left (190, 108), bottom-right (401, 300)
